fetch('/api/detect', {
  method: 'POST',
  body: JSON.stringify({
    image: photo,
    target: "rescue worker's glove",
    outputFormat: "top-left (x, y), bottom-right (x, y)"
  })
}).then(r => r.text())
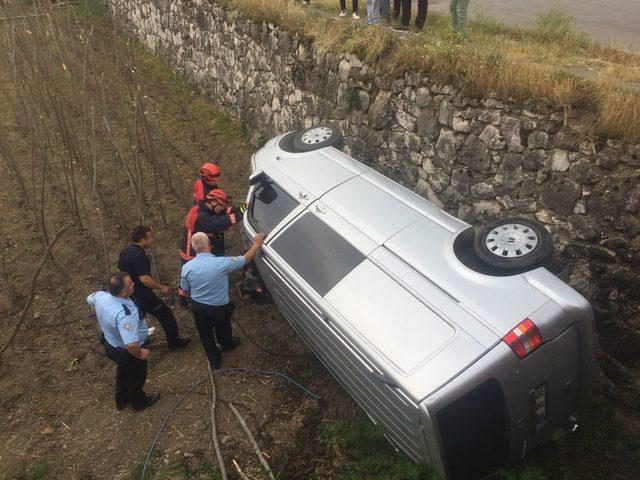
top-left (229, 205), bottom-right (245, 223)
top-left (239, 203), bottom-right (248, 214)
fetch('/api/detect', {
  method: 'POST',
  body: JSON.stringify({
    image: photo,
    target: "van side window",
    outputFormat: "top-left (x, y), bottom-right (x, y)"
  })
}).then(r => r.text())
top-left (249, 182), bottom-right (298, 234)
top-left (272, 213), bottom-right (365, 296)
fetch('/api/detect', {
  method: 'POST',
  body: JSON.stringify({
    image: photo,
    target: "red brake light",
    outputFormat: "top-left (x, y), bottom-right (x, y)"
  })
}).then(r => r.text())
top-left (503, 318), bottom-right (542, 359)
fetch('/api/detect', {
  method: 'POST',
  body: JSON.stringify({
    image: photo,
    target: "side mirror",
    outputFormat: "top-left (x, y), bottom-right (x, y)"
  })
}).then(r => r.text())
top-left (250, 170), bottom-right (267, 186)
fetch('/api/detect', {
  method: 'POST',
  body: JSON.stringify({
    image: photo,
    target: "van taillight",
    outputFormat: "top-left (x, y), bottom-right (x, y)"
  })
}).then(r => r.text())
top-left (503, 318), bottom-right (542, 359)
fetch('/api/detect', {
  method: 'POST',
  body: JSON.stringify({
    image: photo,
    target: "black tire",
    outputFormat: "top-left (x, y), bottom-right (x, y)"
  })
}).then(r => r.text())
top-left (473, 217), bottom-right (553, 272)
top-left (292, 125), bottom-right (343, 152)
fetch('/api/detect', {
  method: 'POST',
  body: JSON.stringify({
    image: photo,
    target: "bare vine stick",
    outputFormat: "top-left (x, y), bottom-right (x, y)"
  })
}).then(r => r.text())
top-left (208, 363), bottom-right (228, 480)
top-left (0, 256), bottom-right (19, 316)
top-left (232, 459), bottom-right (251, 480)
top-left (0, 126), bottom-right (32, 209)
top-left (0, 223), bottom-right (71, 357)
top-left (227, 402), bottom-right (276, 480)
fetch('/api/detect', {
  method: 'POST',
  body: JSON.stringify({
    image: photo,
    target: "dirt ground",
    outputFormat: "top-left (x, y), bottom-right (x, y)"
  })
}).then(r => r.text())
top-left (1, 3), bottom-right (639, 480)
top-left (0, 4), bottom-right (357, 479)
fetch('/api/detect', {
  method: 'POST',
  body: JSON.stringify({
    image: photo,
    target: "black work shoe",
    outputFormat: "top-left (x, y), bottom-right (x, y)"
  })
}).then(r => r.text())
top-left (133, 393), bottom-right (160, 412)
top-left (115, 398), bottom-right (129, 410)
top-left (168, 338), bottom-right (191, 350)
top-left (221, 337), bottom-right (241, 352)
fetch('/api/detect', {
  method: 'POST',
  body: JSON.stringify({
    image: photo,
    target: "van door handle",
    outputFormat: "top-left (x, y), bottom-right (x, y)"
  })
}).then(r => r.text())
top-left (315, 204), bottom-right (326, 214)
top-left (299, 192), bottom-right (308, 200)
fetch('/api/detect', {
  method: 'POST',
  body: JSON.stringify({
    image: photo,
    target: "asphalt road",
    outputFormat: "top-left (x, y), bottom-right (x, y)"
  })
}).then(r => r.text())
top-left (429, 0), bottom-right (640, 52)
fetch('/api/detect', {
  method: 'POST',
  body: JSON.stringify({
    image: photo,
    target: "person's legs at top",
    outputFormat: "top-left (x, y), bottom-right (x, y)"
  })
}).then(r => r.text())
top-left (456, 0), bottom-right (469, 39)
top-left (366, 0), bottom-right (380, 22)
top-left (392, 0), bottom-right (400, 18)
top-left (340, 0), bottom-right (347, 15)
top-left (450, 0), bottom-right (459, 32)
top-left (415, 0), bottom-right (428, 29)
top-left (352, 0), bottom-right (360, 18)
top-left (380, 0), bottom-right (390, 19)
top-left (400, 0), bottom-right (411, 27)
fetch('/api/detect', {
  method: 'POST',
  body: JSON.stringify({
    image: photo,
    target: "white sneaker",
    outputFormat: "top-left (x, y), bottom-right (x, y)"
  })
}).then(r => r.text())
top-left (352, 12), bottom-right (360, 19)
top-left (339, 9), bottom-right (347, 17)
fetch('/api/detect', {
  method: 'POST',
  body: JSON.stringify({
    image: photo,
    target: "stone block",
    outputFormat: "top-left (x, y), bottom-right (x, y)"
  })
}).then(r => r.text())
top-left (438, 99), bottom-right (453, 127)
top-left (547, 149), bottom-right (570, 172)
top-left (540, 176), bottom-right (582, 216)
top-left (368, 91), bottom-right (393, 129)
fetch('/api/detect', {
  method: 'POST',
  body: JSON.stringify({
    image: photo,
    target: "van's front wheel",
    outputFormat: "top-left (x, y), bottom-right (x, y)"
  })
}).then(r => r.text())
top-left (473, 218), bottom-right (553, 272)
top-left (292, 125), bottom-right (343, 152)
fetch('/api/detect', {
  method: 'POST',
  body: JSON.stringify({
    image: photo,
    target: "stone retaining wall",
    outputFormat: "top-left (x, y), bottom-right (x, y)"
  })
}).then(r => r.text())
top-left (105, 0), bottom-right (640, 374)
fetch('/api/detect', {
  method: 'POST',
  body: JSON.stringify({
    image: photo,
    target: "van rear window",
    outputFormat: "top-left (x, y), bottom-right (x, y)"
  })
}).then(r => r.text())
top-left (436, 379), bottom-right (509, 479)
top-left (272, 213), bottom-right (365, 296)
top-left (249, 182), bottom-right (298, 234)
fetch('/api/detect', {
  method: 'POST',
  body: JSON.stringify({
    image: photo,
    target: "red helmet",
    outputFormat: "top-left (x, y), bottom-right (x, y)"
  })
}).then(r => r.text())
top-left (200, 163), bottom-right (220, 183)
top-left (207, 188), bottom-right (228, 205)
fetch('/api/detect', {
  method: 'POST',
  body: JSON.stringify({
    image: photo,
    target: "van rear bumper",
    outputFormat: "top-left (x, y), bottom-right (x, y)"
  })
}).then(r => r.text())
top-left (421, 324), bottom-right (585, 479)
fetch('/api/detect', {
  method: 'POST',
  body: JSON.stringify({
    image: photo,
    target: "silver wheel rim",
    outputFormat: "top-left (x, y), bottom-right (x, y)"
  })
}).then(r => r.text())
top-left (300, 126), bottom-right (334, 145)
top-left (485, 223), bottom-right (539, 258)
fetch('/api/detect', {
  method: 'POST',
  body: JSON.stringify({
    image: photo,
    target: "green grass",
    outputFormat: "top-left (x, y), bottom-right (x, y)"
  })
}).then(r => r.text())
top-left (5, 460), bottom-right (51, 480)
top-left (129, 43), bottom-right (250, 145)
top-left (504, 398), bottom-right (640, 480)
top-left (534, 8), bottom-right (581, 43)
top-left (312, 416), bottom-right (439, 479)
top-left (71, 0), bottom-right (111, 26)
top-left (311, 398), bottom-right (640, 480)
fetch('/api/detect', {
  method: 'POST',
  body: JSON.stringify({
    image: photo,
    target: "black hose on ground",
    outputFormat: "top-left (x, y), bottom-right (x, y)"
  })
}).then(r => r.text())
top-left (140, 367), bottom-right (321, 480)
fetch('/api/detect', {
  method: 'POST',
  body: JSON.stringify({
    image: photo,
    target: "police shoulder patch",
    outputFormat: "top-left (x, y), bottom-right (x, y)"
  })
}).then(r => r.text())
top-left (123, 322), bottom-right (132, 331)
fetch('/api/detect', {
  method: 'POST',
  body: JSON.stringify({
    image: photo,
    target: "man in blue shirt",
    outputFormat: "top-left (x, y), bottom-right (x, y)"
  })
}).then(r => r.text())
top-left (180, 231), bottom-right (264, 368)
top-left (87, 272), bottom-right (160, 411)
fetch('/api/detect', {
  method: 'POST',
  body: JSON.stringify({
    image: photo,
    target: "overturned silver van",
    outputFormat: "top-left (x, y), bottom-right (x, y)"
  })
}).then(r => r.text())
top-left (242, 126), bottom-right (596, 479)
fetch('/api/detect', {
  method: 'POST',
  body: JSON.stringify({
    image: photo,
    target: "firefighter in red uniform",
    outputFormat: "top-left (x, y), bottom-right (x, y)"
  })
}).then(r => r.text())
top-left (178, 189), bottom-right (245, 306)
top-left (193, 163), bottom-right (221, 204)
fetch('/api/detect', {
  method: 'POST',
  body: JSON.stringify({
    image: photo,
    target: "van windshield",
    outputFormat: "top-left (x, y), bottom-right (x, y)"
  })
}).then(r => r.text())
top-left (249, 182), bottom-right (298, 234)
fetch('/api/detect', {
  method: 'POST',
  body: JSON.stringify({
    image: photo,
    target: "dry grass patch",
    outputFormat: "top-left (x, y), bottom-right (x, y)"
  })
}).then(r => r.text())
top-left (219, 0), bottom-right (640, 144)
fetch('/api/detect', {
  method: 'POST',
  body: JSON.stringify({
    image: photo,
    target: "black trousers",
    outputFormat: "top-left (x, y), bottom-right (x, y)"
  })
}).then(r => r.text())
top-left (190, 300), bottom-right (234, 368)
top-left (340, 0), bottom-right (358, 11)
top-left (211, 231), bottom-right (226, 256)
top-left (396, 0), bottom-right (428, 28)
top-left (133, 293), bottom-right (180, 345)
top-left (103, 338), bottom-right (149, 410)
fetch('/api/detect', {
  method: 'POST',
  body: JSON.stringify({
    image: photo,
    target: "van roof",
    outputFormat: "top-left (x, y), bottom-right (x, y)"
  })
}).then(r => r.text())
top-left (254, 138), bottom-right (556, 400)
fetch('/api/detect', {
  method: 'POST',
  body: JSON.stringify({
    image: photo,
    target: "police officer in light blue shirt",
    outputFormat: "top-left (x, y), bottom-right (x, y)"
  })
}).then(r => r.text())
top-left (180, 231), bottom-right (264, 368)
top-left (87, 272), bottom-right (159, 411)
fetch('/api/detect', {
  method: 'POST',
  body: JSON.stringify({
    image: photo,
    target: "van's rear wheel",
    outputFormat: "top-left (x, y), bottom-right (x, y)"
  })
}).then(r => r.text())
top-left (292, 125), bottom-right (343, 152)
top-left (473, 218), bottom-right (553, 272)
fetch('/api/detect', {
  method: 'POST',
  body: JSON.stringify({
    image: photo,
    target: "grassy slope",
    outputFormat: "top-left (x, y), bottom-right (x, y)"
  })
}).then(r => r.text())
top-left (225, 0), bottom-right (640, 144)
